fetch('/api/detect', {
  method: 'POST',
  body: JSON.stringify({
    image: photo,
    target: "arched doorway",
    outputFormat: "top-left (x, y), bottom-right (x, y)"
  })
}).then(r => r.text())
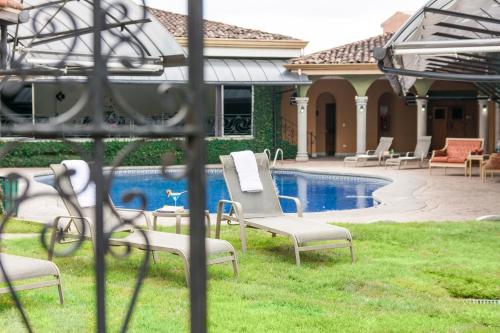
top-left (378, 93), bottom-right (394, 140)
top-left (316, 92), bottom-right (336, 156)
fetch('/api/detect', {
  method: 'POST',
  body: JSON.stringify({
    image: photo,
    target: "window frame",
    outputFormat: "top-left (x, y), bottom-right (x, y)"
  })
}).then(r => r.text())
top-left (221, 84), bottom-right (254, 138)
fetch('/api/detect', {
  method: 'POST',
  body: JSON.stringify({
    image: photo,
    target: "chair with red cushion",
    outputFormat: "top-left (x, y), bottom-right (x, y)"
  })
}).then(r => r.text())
top-left (429, 138), bottom-right (484, 175)
top-left (482, 153), bottom-right (500, 182)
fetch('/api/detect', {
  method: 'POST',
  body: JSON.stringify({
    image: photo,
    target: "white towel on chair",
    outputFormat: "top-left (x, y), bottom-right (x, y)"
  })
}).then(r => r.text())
top-left (230, 151), bottom-right (263, 192)
top-left (62, 160), bottom-right (96, 208)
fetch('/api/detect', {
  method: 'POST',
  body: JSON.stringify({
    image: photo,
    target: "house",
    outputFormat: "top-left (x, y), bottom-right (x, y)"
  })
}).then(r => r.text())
top-left (2, 3), bottom-right (309, 152)
top-left (283, 12), bottom-right (500, 160)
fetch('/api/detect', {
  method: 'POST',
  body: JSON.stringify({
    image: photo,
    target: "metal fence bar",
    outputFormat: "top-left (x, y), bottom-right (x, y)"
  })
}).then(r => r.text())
top-left (92, 0), bottom-right (107, 331)
top-left (187, 0), bottom-right (207, 332)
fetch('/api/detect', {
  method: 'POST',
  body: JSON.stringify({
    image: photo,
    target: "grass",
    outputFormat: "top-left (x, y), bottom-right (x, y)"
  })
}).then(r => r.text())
top-left (0, 220), bottom-right (499, 332)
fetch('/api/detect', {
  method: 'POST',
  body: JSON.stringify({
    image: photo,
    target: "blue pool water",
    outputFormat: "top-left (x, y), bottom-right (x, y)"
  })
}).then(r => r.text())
top-left (38, 169), bottom-right (389, 213)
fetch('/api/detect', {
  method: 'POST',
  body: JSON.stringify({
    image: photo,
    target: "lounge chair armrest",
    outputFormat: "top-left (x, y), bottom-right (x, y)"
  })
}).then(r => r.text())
top-left (278, 196), bottom-right (303, 217)
top-left (405, 152), bottom-right (414, 157)
top-left (49, 215), bottom-right (93, 260)
top-left (216, 200), bottom-right (244, 219)
top-left (216, 200), bottom-right (244, 239)
top-left (115, 208), bottom-right (152, 230)
top-left (52, 215), bottom-right (92, 230)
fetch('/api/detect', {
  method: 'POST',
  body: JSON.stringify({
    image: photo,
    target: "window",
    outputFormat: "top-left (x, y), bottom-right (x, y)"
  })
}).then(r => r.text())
top-left (452, 108), bottom-right (463, 120)
top-left (223, 86), bottom-right (253, 136)
top-left (434, 108), bottom-right (446, 119)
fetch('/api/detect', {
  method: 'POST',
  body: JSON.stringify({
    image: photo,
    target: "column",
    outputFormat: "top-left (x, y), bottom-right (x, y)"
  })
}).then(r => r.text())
top-left (416, 98), bottom-right (428, 138)
top-left (496, 103), bottom-right (500, 152)
top-left (295, 97), bottom-right (309, 161)
top-left (478, 99), bottom-right (489, 152)
top-left (355, 96), bottom-right (368, 154)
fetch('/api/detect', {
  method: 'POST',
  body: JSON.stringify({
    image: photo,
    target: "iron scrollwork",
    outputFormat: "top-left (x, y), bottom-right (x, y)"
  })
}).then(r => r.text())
top-left (0, 0), bottom-right (207, 332)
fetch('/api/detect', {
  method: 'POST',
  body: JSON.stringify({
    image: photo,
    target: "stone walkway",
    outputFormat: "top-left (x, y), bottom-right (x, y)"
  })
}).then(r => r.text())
top-left (1, 158), bottom-right (499, 225)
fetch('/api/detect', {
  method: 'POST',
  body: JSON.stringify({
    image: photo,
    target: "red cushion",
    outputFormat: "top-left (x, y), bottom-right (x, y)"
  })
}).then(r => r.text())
top-left (447, 158), bottom-right (466, 164)
top-left (446, 140), bottom-right (482, 160)
top-left (431, 156), bottom-right (448, 163)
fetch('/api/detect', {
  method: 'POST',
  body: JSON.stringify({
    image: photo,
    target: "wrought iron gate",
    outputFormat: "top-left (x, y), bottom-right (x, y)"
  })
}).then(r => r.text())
top-left (0, 0), bottom-right (207, 332)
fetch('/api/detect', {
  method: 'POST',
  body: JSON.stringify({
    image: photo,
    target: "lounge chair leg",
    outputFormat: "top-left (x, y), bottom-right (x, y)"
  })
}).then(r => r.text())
top-left (292, 237), bottom-right (301, 266)
top-left (349, 243), bottom-right (355, 263)
top-left (239, 223), bottom-right (247, 253)
top-left (231, 253), bottom-right (239, 277)
top-left (215, 210), bottom-right (223, 239)
top-left (48, 228), bottom-right (57, 261)
top-left (182, 256), bottom-right (190, 287)
top-left (151, 251), bottom-right (157, 264)
top-left (57, 277), bottom-right (64, 305)
top-left (294, 247), bottom-right (301, 266)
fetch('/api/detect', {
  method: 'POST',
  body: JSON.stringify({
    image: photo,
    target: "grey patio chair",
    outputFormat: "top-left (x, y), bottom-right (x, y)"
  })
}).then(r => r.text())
top-left (385, 136), bottom-right (432, 169)
top-left (216, 153), bottom-right (354, 266)
top-left (0, 253), bottom-right (64, 304)
top-left (49, 163), bottom-right (238, 285)
top-left (344, 137), bottom-right (394, 167)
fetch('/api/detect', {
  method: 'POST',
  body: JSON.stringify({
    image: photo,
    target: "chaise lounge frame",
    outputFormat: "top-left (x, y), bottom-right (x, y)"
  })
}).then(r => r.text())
top-left (0, 253), bottom-right (64, 304)
top-left (216, 153), bottom-right (354, 266)
top-left (49, 163), bottom-right (238, 285)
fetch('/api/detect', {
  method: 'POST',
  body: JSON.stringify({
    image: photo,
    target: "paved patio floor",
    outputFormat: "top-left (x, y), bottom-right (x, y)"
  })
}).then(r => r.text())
top-left (2, 158), bottom-right (499, 225)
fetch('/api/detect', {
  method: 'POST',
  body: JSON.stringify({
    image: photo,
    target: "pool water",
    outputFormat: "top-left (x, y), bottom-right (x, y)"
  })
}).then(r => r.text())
top-left (37, 169), bottom-right (389, 213)
top-left (108, 169), bottom-right (388, 213)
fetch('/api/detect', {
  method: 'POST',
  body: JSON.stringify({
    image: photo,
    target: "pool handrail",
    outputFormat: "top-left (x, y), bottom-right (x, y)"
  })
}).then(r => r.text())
top-left (272, 148), bottom-right (283, 167)
top-left (263, 149), bottom-right (271, 162)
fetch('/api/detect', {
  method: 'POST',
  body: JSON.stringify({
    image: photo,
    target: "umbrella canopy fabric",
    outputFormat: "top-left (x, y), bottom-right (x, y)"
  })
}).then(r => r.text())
top-left (375, 0), bottom-right (500, 99)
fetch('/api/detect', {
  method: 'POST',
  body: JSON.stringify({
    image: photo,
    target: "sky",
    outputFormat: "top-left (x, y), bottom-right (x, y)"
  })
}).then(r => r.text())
top-left (143, 0), bottom-right (426, 53)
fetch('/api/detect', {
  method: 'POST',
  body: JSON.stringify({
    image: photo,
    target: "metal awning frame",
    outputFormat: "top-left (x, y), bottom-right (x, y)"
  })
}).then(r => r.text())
top-left (375, 0), bottom-right (500, 99)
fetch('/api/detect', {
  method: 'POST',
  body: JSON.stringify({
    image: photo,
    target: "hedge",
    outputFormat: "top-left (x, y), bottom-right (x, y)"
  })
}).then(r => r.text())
top-left (0, 86), bottom-right (297, 167)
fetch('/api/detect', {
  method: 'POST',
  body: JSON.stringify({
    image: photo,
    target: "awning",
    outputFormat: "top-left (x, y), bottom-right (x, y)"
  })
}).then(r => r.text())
top-left (32, 58), bottom-right (311, 86)
top-left (9, 0), bottom-right (185, 75)
top-left (160, 58), bottom-right (310, 85)
top-left (374, 0), bottom-right (500, 99)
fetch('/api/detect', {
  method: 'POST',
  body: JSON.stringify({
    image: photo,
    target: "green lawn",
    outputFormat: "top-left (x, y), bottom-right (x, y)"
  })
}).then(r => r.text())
top-left (0, 221), bottom-right (499, 332)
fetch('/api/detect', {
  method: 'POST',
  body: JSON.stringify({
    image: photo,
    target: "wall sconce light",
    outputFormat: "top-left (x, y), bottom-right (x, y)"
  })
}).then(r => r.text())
top-left (421, 105), bottom-right (426, 112)
top-left (359, 105), bottom-right (364, 112)
top-left (300, 105), bottom-right (305, 113)
top-left (482, 104), bottom-right (488, 114)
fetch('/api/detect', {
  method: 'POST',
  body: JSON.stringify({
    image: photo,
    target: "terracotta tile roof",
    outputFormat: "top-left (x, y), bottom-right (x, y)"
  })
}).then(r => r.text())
top-left (0, 0), bottom-right (22, 10)
top-left (148, 7), bottom-right (297, 41)
top-left (290, 33), bottom-right (394, 65)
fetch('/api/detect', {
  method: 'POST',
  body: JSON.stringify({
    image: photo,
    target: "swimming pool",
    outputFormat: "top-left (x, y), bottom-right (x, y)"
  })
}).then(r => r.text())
top-left (37, 169), bottom-right (389, 213)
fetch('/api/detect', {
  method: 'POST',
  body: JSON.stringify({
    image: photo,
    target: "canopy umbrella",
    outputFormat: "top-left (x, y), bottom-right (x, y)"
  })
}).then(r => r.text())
top-left (374, 0), bottom-right (500, 99)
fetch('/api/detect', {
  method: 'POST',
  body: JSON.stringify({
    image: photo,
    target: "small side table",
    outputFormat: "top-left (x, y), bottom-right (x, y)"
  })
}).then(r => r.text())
top-left (152, 209), bottom-right (211, 237)
top-left (466, 155), bottom-right (489, 177)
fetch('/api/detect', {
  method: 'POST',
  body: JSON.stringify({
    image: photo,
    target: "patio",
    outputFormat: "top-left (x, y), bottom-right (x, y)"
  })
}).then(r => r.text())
top-left (4, 158), bottom-right (500, 226)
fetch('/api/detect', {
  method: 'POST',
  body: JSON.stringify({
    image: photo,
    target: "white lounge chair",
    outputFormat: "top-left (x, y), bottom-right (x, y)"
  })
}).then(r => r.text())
top-left (0, 253), bottom-right (64, 304)
top-left (385, 136), bottom-right (432, 169)
top-left (344, 137), bottom-right (393, 167)
top-left (216, 153), bottom-right (354, 266)
top-left (49, 162), bottom-right (238, 285)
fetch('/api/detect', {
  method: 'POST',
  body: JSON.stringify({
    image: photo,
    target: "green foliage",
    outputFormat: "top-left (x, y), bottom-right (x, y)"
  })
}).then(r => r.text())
top-left (0, 86), bottom-right (297, 167)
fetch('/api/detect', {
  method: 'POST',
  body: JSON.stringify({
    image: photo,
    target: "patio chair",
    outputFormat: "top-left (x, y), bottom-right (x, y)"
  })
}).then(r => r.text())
top-left (344, 137), bottom-right (393, 167)
top-left (385, 136), bottom-right (432, 169)
top-left (216, 153), bottom-right (354, 266)
top-left (481, 153), bottom-right (500, 182)
top-left (49, 162), bottom-right (238, 285)
top-left (0, 253), bottom-right (64, 304)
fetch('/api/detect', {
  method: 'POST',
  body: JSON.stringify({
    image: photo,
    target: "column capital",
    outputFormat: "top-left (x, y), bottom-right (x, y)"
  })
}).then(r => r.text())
top-left (355, 96), bottom-right (368, 104)
top-left (295, 97), bottom-right (309, 105)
